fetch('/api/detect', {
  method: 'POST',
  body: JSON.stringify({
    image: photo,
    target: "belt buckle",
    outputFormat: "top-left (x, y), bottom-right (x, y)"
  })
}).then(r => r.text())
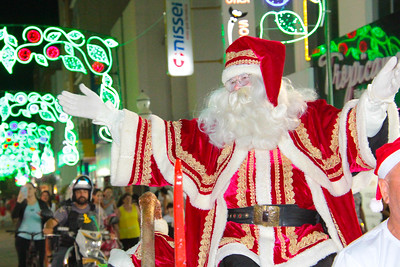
top-left (254, 204), bottom-right (280, 227)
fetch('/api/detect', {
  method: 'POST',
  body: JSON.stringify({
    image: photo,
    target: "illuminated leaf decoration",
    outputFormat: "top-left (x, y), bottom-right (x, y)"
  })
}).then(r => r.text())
top-left (0, 102), bottom-right (10, 122)
top-left (7, 35), bottom-right (18, 47)
top-left (1, 45), bottom-right (16, 74)
top-left (22, 110), bottom-right (31, 118)
top-left (64, 43), bottom-right (74, 56)
top-left (0, 28), bottom-right (4, 40)
top-left (62, 55), bottom-right (87, 74)
top-left (371, 27), bottom-right (385, 39)
top-left (88, 44), bottom-right (109, 65)
top-left (47, 32), bottom-right (61, 41)
top-left (102, 73), bottom-right (113, 87)
top-left (105, 38), bottom-right (118, 48)
top-left (34, 54), bottom-right (49, 67)
top-left (68, 30), bottom-right (84, 40)
top-left (275, 11), bottom-right (306, 35)
top-left (39, 110), bottom-right (56, 122)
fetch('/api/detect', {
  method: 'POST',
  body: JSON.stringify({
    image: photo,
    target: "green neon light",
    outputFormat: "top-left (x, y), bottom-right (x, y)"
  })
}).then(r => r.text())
top-left (0, 25), bottom-right (120, 143)
top-left (311, 25), bottom-right (400, 60)
top-left (0, 92), bottom-right (79, 177)
top-left (259, 0), bottom-right (325, 44)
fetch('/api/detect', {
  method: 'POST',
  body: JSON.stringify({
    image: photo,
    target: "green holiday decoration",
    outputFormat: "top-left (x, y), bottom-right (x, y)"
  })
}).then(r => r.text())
top-left (311, 25), bottom-right (400, 60)
top-left (0, 25), bottom-right (120, 143)
top-left (259, 0), bottom-right (325, 44)
top-left (0, 92), bottom-right (78, 182)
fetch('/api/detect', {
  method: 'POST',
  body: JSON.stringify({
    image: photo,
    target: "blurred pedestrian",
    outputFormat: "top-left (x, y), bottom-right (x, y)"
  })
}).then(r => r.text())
top-left (163, 202), bottom-right (174, 238)
top-left (12, 183), bottom-right (52, 267)
top-left (92, 188), bottom-right (106, 229)
top-left (0, 200), bottom-right (6, 227)
top-left (117, 193), bottom-right (140, 250)
top-left (102, 186), bottom-right (117, 216)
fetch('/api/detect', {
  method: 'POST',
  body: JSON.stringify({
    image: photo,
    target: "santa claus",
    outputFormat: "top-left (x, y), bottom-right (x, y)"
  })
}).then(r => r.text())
top-left (58, 36), bottom-right (400, 266)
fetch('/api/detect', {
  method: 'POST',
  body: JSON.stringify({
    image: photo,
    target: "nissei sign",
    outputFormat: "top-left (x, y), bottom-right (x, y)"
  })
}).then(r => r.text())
top-left (166, 0), bottom-right (193, 76)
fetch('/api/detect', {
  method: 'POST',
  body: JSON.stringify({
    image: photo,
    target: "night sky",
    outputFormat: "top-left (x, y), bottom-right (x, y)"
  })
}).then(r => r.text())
top-left (0, 0), bottom-right (59, 92)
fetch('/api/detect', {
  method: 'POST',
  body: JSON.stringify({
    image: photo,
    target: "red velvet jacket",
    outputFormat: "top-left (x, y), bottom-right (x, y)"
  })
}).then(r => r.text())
top-left (110, 98), bottom-right (398, 266)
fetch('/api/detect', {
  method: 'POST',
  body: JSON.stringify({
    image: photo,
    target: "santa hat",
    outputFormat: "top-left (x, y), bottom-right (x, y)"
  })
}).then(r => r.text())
top-left (221, 36), bottom-right (286, 107)
top-left (370, 137), bottom-right (400, 212)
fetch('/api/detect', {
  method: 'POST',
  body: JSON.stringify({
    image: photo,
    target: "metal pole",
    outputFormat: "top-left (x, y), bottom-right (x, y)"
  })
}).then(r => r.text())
top-left (324, 0), bottom-right (334, 106)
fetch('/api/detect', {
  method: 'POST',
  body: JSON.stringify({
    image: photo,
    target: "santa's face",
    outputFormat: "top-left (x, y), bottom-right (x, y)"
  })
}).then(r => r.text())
top-left (198, 74), bottom-right (307, 150)
top-left (225, 73), bottom-right (251, 92)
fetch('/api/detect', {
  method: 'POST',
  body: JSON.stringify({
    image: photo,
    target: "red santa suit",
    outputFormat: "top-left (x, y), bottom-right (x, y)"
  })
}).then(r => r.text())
top-left (108, 37), bottom-right (399, 266)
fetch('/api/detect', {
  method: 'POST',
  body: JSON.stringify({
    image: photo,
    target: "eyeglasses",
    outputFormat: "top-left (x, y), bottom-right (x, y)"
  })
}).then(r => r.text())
top-left (225, 73), bottom-right (251, 92)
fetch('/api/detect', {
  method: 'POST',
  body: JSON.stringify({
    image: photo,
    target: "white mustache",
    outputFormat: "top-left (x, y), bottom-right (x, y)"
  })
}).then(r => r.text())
top-left (228, 86), bottom-right (252, 107)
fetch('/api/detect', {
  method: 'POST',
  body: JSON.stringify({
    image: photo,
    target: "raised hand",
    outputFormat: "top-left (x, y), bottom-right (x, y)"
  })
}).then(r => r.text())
top-left (57, 84), bottom-right (118, 127)
top-left (370, 56), bottom-right (400, 102)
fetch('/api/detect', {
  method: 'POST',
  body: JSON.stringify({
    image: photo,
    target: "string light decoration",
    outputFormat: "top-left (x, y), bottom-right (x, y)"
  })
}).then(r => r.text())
top-left (311, 25), bottom-right (400, 60)
top-left (259, 0), bottom-right (325, 44)
top-left (0, 91), bottom-right (78, 183)
top-left (0, 25), bottom-right (120, 143)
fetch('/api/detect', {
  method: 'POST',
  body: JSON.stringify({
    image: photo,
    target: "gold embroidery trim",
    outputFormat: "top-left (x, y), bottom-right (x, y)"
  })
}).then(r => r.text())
top-left (331, 212), bottom-right (347, 246)
top-left (132, 119), bottom-right (147, 184)
top-left (348, 107), bottom-right (370, 169)
top-left (273, 149), bottom-right (282, 204)
top-left (141, 122), bottom-right (153, 185)
top-left (226, 59), bottom-right (260, 68)
top-left (226, 49), bottom-right (258, 62)
top-left (197, 207), bottom-right (215, 267)
top-left (166, 121), bottom-right (233, 192)
top-left (219, 224), bottom-right (255, 251)
top-left (282, 155), bottom-right (295, 204)
top-left (237, 157), bottom-right (248, 207)
top-left (295, 121), bottom-right (341, 174)
top-left (248, 151), bottom-right (256, 206)
top-left (287, 228), bottom-right (329, 255)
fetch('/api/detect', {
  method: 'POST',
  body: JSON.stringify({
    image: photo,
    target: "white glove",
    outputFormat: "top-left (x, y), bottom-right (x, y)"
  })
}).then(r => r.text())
top-left (364, 57), bottom-right (400, 137)
top-left (369, 56), bottom-right (400, 103)
top-left (57, 84), bottom-right (123, 142)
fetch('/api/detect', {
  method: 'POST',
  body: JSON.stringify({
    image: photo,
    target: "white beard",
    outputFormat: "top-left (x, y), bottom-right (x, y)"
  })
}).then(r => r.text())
top-left (198, 76), bottom-right (316, 150)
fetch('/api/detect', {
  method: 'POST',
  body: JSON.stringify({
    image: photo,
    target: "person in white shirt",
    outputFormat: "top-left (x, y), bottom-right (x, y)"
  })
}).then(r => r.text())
top-left (333, 137), bottom-right (400, 267)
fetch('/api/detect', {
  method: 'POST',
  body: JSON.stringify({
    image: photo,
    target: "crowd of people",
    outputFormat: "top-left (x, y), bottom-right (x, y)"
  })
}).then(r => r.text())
top-left (1, 178), bottom-right (174, 267)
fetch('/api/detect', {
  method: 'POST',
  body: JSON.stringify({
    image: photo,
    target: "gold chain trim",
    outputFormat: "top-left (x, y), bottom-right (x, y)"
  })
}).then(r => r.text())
top-left (273, 149), bottom-right (282, 204)
top-left (331, 211), bottom-right (347, 246)
top-left (197, 207), bottom-right (215, 267)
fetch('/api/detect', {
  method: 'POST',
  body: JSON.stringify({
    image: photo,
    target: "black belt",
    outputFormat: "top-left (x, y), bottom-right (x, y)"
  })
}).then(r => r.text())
top-left (227, 204), bottom-right (322, 227)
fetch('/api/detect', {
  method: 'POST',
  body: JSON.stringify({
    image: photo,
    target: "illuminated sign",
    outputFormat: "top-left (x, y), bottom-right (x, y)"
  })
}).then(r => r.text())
top-left (311, 12), bottom-right (400, 108)
top-left (222, 0), bottom-right (255, 48)
top-left (166, 0), bottom-right (194, 76)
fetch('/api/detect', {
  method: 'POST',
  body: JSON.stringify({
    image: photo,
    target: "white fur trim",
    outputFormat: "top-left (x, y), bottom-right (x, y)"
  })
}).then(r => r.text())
top-left (378, 149), bottom-right (400, 178)
top-left (304, 175), bottom-right (343, 249)
top-left (207, 197), bottom-right (229, 266)
top-left (110, 109), bottom-right (138, 186)
top-left (222, 65), bottom-right (261, 84)
top-left (369, 198), bottom-right (383, 212)
top-left (216, 243), bottom-right (260, 266)
top-left (274, 239), bottom-right (338, 267)
top-left (154, 219), bottom-right (169, 235)
top-left (355, 94), bottom-right (377, 168)
top-left (351, 170), bottom-right (376, 193)
top-left (387, 102), bottom-right (400, 142)
top-left (258, 223), bottom-right (275, 267)
top-left (255, 150), bottom-right (271, 204)
top-left (108, 248), bottom-right (135, 267)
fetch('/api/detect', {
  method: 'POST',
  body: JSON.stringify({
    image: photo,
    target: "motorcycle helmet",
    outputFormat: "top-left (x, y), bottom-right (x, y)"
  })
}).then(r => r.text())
top-left (72, 175), bottom-right (94, 202)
